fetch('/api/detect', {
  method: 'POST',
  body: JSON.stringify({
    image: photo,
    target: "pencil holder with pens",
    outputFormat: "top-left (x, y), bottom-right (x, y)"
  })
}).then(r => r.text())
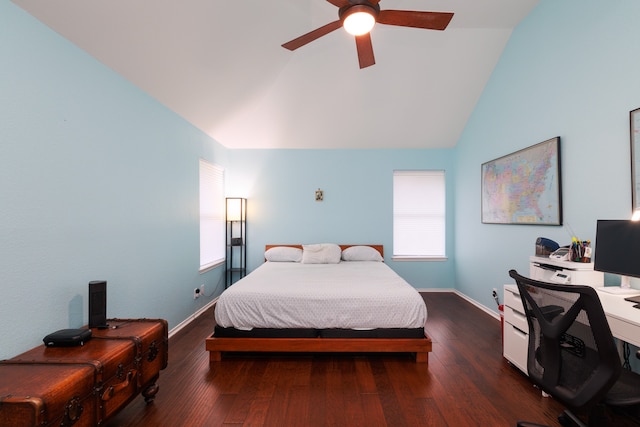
top-left (570, 238), bottom-right (592, 262)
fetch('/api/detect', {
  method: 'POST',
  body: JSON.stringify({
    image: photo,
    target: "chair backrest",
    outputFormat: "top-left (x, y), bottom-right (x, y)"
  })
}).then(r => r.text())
top-left (508, 270), bottom-right (621, 409)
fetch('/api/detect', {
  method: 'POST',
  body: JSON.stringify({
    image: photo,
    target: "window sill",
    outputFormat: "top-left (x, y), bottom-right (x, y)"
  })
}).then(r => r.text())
top-left (199, 259), bottom-right (225, 274)
top-left (392, 256), bottom-right (448, 262)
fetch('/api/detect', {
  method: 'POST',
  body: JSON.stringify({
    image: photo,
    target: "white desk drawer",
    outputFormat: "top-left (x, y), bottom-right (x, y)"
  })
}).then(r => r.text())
top-left (504, 305), bottom-right (528, 332)
top-left (504, 287), bottom-right (524, 313)
top-left (503, 321), bottom-right (529, 374)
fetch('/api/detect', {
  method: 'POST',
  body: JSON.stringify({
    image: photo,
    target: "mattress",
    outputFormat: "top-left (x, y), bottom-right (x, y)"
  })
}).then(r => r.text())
top-left (214, 261), bottom-right (427, 330)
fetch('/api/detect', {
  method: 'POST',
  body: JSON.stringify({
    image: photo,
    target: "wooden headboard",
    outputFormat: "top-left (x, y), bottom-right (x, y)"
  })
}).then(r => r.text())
top-left (265, 244), bottom-right (383, 258)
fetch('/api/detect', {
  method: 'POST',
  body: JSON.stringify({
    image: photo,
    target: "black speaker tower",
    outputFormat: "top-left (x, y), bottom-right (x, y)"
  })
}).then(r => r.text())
top-left (88, 280), bottom-right (108, 329)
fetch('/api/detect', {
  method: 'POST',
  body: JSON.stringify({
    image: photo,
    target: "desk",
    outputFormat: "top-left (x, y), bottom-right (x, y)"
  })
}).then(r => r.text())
top-left (595, 288), bottom-right (640, 348)
top-left (503, 284), bottom-right (640, 373)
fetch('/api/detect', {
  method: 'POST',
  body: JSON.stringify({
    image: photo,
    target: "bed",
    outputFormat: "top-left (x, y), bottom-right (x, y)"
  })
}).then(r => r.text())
top-left (205, 244), bottom-right (431, 362)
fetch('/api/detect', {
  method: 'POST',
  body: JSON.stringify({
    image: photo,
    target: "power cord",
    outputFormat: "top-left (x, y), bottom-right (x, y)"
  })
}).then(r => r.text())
top-left (201, 270), bottom-right (225, 298)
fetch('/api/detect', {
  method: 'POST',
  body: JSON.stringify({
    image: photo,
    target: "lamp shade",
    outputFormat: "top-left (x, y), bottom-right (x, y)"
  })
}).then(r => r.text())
top-left (342, 7), bottom-right (376, 36)
top-left (226, 198), bottom-right (246, 221)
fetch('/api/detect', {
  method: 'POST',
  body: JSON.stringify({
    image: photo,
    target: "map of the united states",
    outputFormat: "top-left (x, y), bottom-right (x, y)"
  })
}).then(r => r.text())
top-left (482, 140), bottom-right (560, 224)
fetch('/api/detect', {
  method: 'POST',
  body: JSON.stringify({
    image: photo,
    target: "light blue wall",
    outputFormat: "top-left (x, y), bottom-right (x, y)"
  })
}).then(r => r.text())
top-left (0, 1), bottom-right (228, 359)
top-left (227, 149), bottom-right (456, 289)
top-left (454, 0), bottom-right (640, 310)
top-left (6, 0), bottom-right (639, 361)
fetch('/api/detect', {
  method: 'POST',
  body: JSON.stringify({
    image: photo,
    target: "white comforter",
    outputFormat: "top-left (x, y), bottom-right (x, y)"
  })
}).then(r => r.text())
top-left (214, 261), bottom-right (427, 330)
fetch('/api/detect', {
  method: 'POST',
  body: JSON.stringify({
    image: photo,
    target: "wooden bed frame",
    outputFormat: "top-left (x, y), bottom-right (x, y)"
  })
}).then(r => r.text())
top-left (205, 244), bottom-right (432, 363)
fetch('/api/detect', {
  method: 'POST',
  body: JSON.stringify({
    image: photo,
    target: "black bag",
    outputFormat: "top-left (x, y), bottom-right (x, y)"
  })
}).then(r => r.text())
top-left (43, 328), bottom-right (92, 347)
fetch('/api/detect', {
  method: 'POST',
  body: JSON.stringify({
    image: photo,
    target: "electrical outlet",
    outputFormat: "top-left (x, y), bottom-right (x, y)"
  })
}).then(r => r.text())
top-left (200, 284), bottom-right (205, 296)
top-left (193, 287), bottom-right (201, 300)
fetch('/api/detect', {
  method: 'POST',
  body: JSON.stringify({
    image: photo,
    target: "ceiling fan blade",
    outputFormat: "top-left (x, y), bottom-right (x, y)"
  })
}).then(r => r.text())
top-left (326, 0), bottom-right (350, 7)
top-left (355, 33), bottom-right (375, 69)
top-left (282, 20), bottom-right (343, 51)
top-left (377, 10), bottom-right (454, 31)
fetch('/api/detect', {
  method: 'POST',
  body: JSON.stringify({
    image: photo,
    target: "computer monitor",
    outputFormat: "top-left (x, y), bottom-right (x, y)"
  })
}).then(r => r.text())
top-left (594, 220), bottom-right (640, 288)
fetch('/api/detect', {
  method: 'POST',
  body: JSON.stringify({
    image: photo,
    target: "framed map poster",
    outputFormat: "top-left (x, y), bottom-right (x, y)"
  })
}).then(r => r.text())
top-left (481, 137), bottom-right (562, 225)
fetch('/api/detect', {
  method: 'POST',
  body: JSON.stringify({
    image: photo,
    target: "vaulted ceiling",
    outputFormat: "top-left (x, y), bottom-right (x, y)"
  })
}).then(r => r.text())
top-left (12, 0), bottom-right (539, 149)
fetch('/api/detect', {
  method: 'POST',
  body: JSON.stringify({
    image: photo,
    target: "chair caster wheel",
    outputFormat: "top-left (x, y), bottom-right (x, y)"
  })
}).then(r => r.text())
top-left (557, 413), bottom-right (573, 426)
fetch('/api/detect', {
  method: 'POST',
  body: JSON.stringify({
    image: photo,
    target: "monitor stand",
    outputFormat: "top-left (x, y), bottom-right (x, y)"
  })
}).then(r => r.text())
top-left (598, 275), bottom-right (640, 295)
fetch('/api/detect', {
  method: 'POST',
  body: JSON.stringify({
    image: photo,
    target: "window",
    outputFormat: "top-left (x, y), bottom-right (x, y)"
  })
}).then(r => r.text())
top-left (393, 170), bottom-right (446, 260)
top-left (199, 160), bottom-right (225, 271)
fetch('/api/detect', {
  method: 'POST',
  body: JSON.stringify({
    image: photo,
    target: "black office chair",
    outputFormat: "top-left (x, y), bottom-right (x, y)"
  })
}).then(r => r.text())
top-left (508, 270), bottom-right (640, 427)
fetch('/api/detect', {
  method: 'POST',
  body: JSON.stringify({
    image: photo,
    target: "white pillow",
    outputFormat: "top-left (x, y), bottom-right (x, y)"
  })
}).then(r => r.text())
top-left (265, 246), bottom-right (303, 262)
top-left (341, 245), bottom-right (383, 262)
top-left (301, 243), bottom-right (342, 264)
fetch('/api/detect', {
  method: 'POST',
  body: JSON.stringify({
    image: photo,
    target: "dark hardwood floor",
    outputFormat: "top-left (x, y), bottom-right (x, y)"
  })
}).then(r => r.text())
top-left (106, 292), bottom-right (640, 426)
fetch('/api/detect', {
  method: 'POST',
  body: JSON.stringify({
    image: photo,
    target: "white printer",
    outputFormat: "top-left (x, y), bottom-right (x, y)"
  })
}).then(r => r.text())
top-left (529, 256), bottom-right (604, 287)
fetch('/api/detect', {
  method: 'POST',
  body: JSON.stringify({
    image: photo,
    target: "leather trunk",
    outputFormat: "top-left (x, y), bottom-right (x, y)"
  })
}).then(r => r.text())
top-left (0, 362), bottom-right (97, 427)
top-left (5, 338), bottom-right (138, 425)
top-left (0, 318), bottom-right (168, 426)
top-left (91, 318), bottom-right (168, 401)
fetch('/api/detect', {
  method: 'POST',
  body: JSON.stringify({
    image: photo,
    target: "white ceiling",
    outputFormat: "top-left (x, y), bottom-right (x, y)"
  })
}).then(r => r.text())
top-left (12, 0), bottom-right (539, 149)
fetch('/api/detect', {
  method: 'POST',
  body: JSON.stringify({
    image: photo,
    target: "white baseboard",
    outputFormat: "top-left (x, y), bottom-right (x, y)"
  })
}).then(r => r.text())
top-left (418, 288), bottom-right (500, 321)
top-left (169, 297), bottom-right (218, 339)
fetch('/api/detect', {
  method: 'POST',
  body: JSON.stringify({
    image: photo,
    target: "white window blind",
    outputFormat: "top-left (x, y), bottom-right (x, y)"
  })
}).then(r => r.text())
top-left (393, 170), bottom-right (446, 259)
top-left (199, 160), bottom-right (225, 271)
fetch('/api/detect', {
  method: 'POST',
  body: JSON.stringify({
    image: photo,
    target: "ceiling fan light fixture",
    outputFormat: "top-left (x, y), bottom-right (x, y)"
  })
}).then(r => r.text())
top-left (342, 6), bottom-right (376, 36)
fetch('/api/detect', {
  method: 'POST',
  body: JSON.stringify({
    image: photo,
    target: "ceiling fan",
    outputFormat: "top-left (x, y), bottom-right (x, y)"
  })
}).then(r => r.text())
top-left (281, 0), bottom-right (454, 69)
